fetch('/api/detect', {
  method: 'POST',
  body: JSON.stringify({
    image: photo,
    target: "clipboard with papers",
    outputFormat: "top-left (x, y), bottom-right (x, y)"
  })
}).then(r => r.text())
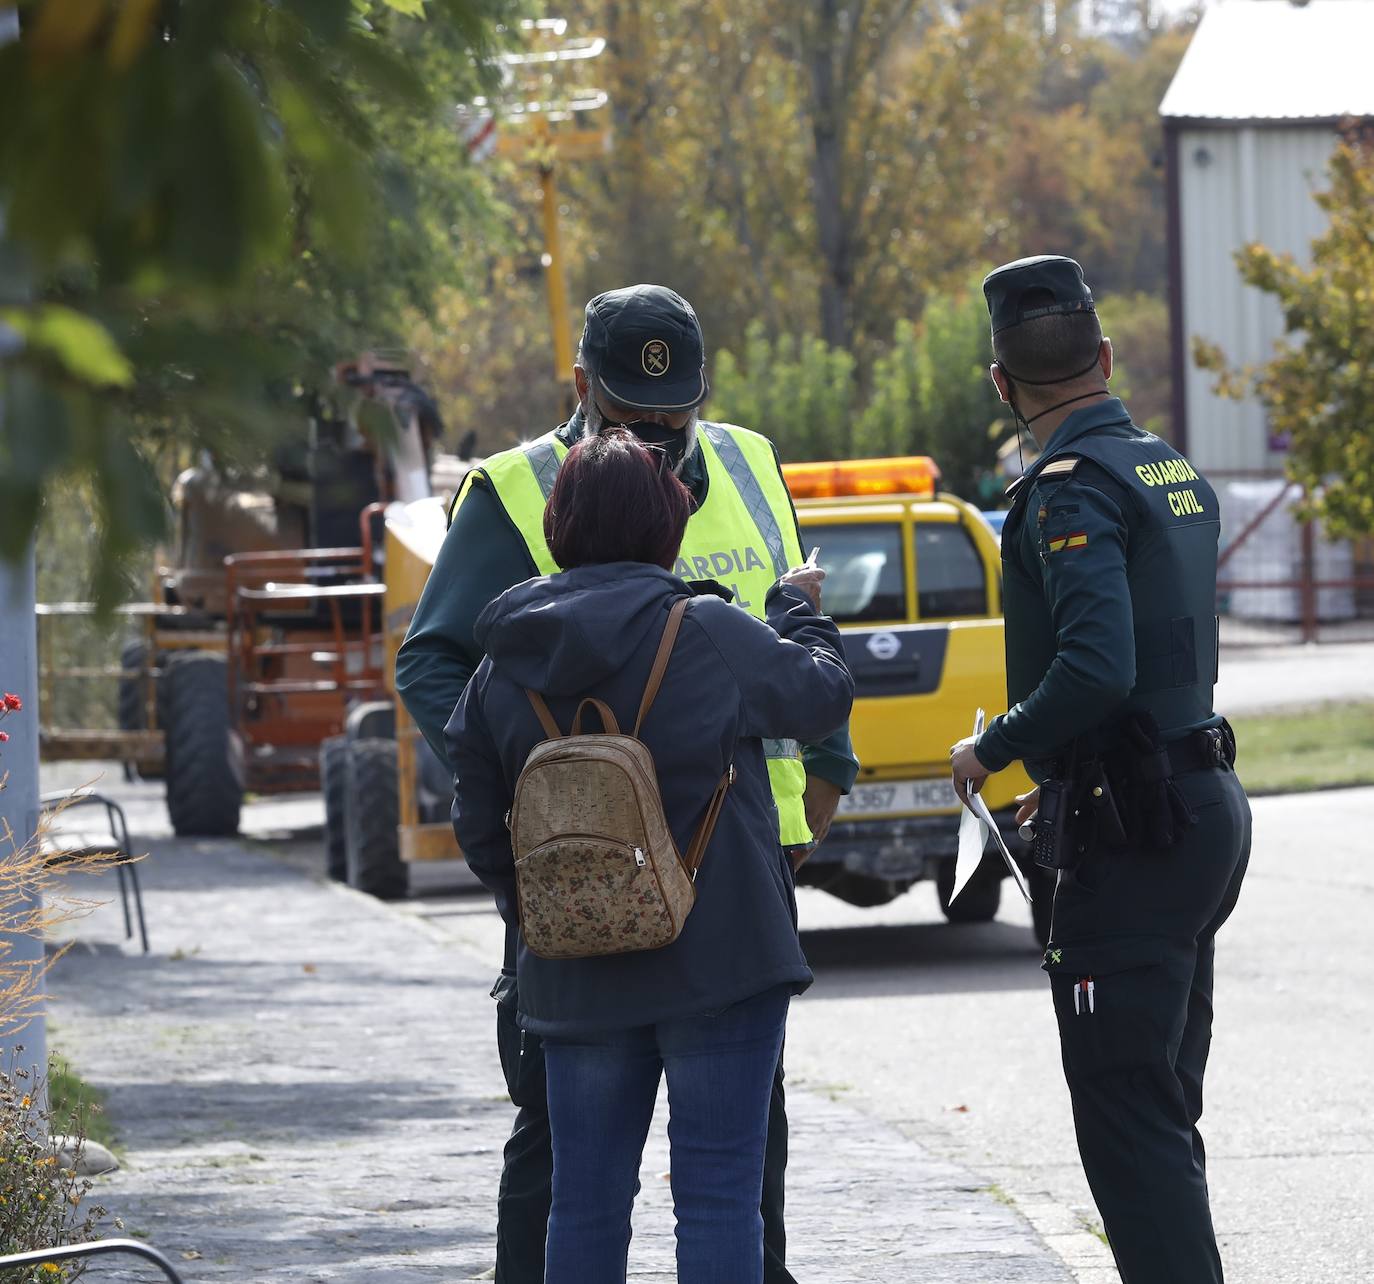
top-left (951, 707), bottom-right (1032, 907)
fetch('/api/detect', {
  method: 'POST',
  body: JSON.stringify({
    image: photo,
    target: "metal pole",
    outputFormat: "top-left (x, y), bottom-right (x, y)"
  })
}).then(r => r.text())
top-left (1300, 510), bottom-right (1318, 644)
top-left (0, 544), bottom-right (48, 1085)
top-left (0, 2), bottom-right (46, 1090)
top-left (537, 118), bottom-right (575, 392)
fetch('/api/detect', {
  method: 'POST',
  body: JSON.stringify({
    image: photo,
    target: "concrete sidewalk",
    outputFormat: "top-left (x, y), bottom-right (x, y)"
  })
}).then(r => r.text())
top-left (48, 833), bottom-right (1072, 1282)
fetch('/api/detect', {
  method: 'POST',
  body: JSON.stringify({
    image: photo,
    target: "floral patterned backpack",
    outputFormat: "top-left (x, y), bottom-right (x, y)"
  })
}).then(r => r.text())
top-left (510, 597), bottom-right (734, 960)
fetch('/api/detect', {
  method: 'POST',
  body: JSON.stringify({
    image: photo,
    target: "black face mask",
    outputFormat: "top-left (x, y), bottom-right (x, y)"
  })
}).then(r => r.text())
top-left (594, 410), bottom-right (690, 469)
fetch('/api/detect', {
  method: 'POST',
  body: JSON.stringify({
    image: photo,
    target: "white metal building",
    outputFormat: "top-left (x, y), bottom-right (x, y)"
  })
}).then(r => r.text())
top-left (1159, 0), bottom-right (1374, 474)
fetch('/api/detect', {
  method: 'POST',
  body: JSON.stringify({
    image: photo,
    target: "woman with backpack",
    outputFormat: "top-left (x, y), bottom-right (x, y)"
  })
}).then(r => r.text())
top-left (447, 429), bottom-right (854, 1284)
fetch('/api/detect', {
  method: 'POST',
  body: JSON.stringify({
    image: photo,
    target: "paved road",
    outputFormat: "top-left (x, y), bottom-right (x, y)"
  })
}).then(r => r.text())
top-left (39, 760), bottom-right (1373, 1281)
top-left (789, 786), bottom-right (1374, 1284)
top-left (403, 788), bottom-right (1374, 1284)
top-left (1214, 641), bottom-right (1374, 715)
top-left (43, 791), bottom-right (1067, 1282)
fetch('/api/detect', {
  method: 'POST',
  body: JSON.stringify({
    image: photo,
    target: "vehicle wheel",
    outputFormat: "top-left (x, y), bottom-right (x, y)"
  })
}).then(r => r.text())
top-left (319, 735), bottom-right (349, 883)
top-left (344, 738), bottom-right (406, 899)
top-left (117, 640), bottom-right (165, 781)
top-left (163, 652), bottom-right (241, 836)
top-left (1030, 866), bottom-right (1056, 949)
top-left (936, 856), bottom-right (1002, 923)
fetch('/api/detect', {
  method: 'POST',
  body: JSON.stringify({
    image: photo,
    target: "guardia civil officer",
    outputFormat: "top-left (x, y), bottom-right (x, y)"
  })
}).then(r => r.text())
top-left (397, 283), bottom-right (859, 1284)
top-left (949, 256), bottom-right (1252, 1284)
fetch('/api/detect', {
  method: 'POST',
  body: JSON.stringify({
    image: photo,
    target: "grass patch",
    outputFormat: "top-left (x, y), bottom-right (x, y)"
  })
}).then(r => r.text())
top-left (48, 1052), bottom-right (117, 1153)
top-left (1231, 701), bottom-right (1374, 795)
top-left (1076, 1212), bottom-right (1109, 1246)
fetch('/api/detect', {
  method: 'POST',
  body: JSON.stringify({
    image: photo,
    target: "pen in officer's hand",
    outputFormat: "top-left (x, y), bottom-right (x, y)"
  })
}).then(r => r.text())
top-left (806, 546), bottom-right (821, 567)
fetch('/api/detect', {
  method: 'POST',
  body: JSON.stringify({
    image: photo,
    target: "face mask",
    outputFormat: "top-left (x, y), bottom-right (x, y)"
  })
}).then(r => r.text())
top-left (622, 418), bottom-right (690, 468)
top-left (587, 399), bottom-right (692, 469)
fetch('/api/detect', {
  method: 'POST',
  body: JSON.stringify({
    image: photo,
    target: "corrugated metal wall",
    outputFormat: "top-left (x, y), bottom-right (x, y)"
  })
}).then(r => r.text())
top-left (1179, 125), bottom-right (1335, 472)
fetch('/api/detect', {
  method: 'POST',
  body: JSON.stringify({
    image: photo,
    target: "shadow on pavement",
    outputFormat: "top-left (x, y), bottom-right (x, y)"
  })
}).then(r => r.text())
top-left (800, 919), bottom-right (1046, 997)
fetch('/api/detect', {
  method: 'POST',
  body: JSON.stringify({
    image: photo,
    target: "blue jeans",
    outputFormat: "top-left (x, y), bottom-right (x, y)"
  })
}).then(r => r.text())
top-left (541, 987), bottom-right (791, 1284)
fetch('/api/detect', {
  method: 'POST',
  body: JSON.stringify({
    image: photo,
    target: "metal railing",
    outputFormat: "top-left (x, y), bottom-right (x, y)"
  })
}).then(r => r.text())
top-left (0, 1238), bottom-right (186, 1282)
top-left (1213, 472), bottom-right (1374, 646)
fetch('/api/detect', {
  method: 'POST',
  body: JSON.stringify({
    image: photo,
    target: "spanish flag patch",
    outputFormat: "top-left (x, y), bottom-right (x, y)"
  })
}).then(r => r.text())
top-left (1047, 531), bottom-right (1088, 554)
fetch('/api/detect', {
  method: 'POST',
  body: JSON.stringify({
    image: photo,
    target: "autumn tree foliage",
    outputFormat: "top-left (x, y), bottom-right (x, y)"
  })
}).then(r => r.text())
top-left (419, 0), bottom-right (1191, 474)
top-left (0, 0), bottom-right (516, 596)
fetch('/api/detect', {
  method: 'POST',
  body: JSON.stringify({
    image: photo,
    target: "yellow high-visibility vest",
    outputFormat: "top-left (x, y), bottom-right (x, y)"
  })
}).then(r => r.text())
top-left (453, 421), bottom-right (811, 846)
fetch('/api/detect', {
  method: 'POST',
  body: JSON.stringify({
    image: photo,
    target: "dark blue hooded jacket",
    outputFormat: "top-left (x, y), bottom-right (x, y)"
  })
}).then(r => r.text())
top-left (446, 562), bottom-right (854, 1036)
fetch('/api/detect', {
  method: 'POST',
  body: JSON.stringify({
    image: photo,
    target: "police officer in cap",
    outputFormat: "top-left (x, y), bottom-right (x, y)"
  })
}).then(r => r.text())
top-left (949, 256), bottom-right (1252, 1283)
top-left (398, 283), bottom-right (859, 1283)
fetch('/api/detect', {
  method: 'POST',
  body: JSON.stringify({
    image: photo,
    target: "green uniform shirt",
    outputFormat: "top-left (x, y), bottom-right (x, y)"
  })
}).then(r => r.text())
top-left (977, 398), bottom-right (1221, 779)
top-left (397, 415), bottom-right (859, 794)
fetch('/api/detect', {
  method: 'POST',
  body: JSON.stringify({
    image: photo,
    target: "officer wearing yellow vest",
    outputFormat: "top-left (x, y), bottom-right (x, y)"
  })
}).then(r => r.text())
top-left (397, 283), bottom-right (859, 1284)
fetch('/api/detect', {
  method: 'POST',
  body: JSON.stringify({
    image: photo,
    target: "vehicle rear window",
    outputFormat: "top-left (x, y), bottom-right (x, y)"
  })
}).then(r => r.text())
top-left (804, 523), bottom-right (906, 624)
top-left (915, 523), bottom-right (987, 618)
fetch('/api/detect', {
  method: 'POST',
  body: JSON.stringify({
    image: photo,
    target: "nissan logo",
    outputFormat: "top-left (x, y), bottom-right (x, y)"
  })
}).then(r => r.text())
top-left (865, 631), bottom-right (901, 662)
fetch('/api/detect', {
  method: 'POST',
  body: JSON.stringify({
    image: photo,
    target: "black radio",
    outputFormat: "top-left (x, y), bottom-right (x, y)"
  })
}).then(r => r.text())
top-left (1030, 777), bottom-right (1075, 870)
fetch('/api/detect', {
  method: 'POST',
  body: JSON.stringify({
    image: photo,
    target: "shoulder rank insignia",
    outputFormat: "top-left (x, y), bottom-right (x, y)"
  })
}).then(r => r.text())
top-left (1047, 530), bottom-right (1088, 554)
top-left (1038, 455), bottom-right (1082, 480)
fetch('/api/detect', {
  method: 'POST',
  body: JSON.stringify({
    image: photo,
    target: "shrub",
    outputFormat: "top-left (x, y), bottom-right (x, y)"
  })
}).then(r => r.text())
top-left (0, 1051), bottom-right (119, 1282)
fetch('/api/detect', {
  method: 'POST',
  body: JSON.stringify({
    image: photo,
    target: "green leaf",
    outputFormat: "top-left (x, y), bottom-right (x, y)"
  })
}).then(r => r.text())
top-left (380, 0), bottom-right (428, 16)
top-left (2, 306), bottom-right (135, 388)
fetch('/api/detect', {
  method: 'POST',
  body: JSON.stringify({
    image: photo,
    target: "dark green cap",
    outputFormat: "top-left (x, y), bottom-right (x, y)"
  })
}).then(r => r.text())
top-left (580, 284), bottom-right (709, 412)
top-left (982, 255), bottom-right (1096, 336)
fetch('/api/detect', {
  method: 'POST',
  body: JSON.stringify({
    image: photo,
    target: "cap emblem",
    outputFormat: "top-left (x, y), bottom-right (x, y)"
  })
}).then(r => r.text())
top-left (642, 339), bottom-right (670, 376)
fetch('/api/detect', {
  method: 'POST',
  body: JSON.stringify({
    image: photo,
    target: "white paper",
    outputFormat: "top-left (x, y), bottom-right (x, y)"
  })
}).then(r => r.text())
top-left (950, 707), bottom-right (989, 905)
top-left (952, 804), bottom-right (991, 903)
top-left (967, 789), bottom-right (1032, 905)
top-left (952, 705), bottom-right (1032, 907)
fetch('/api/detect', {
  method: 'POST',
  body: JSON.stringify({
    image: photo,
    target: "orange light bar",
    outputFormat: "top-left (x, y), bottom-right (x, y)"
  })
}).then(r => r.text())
top-left (782, 456), bottom-right (941, 500)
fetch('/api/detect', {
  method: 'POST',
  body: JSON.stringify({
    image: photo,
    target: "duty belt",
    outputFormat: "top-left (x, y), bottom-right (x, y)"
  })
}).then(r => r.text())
top-left (1102, 720), bottom-right (1236, 782)
top-left (1160, 723), bottom-right (1236, 773)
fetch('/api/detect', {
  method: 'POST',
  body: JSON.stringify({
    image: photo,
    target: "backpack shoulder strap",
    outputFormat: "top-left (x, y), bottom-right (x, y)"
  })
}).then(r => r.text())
top-left (683, 764), bottom-right (734, 878)
top-left (525, 689), bottom-right (563, 740)
top-left (633, 597), bottom-right (690, 737)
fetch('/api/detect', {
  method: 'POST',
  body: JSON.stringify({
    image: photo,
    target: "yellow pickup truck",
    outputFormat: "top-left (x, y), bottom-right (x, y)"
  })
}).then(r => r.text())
top-left (784, 456), bottom-right (1048, 943)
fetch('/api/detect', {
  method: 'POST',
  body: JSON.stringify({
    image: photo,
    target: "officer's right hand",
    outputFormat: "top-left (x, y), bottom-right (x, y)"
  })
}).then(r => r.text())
top-left (778, 564), bottom-right (826, 611)
top-left (1015, 788), bottom-right (1040, 827)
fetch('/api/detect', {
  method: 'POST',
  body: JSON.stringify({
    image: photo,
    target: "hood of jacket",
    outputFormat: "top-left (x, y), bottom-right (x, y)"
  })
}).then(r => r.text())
top-left (474, 563), bottom-right (689, 696)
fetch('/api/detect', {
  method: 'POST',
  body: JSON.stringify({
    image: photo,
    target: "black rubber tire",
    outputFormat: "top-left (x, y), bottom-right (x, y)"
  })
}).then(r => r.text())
top-left (163, 652), bottom-right (242, 837)
top-left (118, 639), bottom-right (165, 781)
top-left (344, 738), bottom-right (406, 899)
top-left (319, 735), bottom-right (350, 883)
top-left (936, 856), bottom-right (1003, 923)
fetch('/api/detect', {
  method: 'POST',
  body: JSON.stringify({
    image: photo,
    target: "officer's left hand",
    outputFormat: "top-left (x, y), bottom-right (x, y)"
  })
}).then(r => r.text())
top-left (779, 564), bottom-right (826, 611)
top-left (950, 737), bottom-right (992, 807)
top-left (803, 775), bottom-right (843, 849)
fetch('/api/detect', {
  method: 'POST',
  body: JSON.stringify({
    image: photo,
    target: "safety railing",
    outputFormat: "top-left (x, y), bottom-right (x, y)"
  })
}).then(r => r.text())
top-left (1213, 472), bottom-right (1374, 646)
top-left (0, 1238), bottom-right (186, 1282)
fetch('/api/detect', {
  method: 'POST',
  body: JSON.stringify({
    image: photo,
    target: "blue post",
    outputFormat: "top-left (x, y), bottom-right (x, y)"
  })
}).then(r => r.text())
top-left (0, 4), bottom-right (46, 1087)
top-left (0, 545), bottom-right (47, 1085)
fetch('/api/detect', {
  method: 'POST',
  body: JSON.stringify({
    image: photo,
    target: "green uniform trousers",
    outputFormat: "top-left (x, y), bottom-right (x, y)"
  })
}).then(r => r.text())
top-left (1044, 764), bottom-right (1251, 1284)
top-left (494, 986), bottom-right (796, 1284)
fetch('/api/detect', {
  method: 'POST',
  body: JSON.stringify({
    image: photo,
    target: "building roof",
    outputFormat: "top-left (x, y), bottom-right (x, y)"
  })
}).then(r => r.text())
top-left (1160, 0), bottom-right (1374, 123)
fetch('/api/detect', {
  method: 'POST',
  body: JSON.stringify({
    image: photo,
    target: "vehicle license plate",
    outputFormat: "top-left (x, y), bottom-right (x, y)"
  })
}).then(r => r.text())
top-left (838, 778), bottom-right (955, 817)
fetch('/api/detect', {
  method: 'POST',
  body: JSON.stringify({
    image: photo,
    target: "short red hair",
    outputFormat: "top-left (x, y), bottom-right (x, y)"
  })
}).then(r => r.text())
top-left (544, 430), bottom-right (693, 572)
